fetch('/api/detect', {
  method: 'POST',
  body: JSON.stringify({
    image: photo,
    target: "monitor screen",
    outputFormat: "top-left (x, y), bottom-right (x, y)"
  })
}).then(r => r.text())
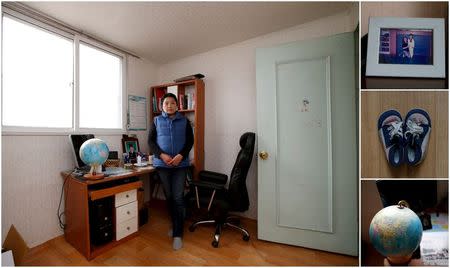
top-left (376, 180), bottom-right (437, 213)
top-left (69, 134), bottom-right (95, 168)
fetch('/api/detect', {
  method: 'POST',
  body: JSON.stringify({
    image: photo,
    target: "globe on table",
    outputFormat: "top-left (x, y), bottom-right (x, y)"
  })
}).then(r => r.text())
top-left (79, 138), bottom-right (109, 180)
top-left (369, 201), bottom-right (423, 265)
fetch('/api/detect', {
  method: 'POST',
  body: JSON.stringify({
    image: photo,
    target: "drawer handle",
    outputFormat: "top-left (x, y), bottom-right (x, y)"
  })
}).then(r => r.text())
top-left (126, 194), bottom-right (129, 198)
top-left (127, 227), bottom-right (130, 231)
top-left (127, 211), bottom-right (130, 215)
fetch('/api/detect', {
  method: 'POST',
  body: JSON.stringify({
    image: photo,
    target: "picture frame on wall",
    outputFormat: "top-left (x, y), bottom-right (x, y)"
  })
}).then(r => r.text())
top-left (366, 17), bottom-right (445, 78)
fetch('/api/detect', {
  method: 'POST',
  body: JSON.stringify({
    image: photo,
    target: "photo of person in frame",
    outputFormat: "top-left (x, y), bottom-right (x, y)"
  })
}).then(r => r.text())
top-left (125, 141), bottom-right (138, 163)
top-left (378, 28), bottom-right (432, 65)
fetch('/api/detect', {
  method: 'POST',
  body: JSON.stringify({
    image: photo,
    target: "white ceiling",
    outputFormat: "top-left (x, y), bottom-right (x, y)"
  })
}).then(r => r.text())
top-left (24, 2), bottom-right (354, 64)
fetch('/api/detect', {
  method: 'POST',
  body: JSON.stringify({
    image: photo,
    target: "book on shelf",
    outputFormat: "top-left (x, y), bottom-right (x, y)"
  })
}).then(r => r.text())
top-left (184, 94), bottom-right (189, 110)
top-left (187, 93), bottom-right (192, 110)
top-left (158, 97), bottom-right (163, 112)
top-left (179, 94), bottom-right (185, 110)
top-left (152, 96), bottom-right (157, 113)
top-left (167, 85), bottom-right (178, 95)
top-left (154, 88), bottom-right (166, 113)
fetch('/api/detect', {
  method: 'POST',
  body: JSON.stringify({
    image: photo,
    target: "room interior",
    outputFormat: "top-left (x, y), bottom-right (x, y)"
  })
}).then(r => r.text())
top-left (1, 1), bottom-right (359, 265)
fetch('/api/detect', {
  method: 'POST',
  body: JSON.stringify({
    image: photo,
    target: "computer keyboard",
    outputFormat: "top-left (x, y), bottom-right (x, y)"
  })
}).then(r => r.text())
top-left (104, 167), bottom-right (129, 176)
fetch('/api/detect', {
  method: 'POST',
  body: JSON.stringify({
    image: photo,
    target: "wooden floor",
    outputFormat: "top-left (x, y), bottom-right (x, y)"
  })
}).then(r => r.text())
top-left (361, 91), bottom-right (448, 178)
top-left (21, 200), bottom-right (358, 266)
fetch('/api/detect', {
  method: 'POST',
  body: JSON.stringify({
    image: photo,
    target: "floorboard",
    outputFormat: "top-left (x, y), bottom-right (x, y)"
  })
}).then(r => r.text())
top-left (21, 200), bottom-right (358, 266)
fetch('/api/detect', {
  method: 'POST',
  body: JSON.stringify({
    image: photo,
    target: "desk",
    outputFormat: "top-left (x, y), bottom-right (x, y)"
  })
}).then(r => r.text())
top-left (61, 166), bottom-right (155, 260)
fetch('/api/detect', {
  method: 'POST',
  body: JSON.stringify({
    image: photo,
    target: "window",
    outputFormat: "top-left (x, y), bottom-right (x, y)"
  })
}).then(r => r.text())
top-left (1, 13), bottom-right (125, 132)
top-left (79, 43), bottom-right (123, 129)
top-left (2, 16), bottom-right (73, 128)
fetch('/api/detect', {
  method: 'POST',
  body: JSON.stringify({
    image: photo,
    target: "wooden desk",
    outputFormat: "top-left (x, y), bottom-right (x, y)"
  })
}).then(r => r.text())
top-left (61, 166), bottom-right (155, 260)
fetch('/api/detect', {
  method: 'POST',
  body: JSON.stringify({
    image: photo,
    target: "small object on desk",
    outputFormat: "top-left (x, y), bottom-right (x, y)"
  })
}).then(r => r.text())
top-left (123, 153), bottom-right (129, 164)
top-left (124, 163), bottom-right (133, 169)
top-left (104, 159), bottom-right (120, 168)
top-left (104, 167), bottom-right (129, 176)
top-left (420, 213), bottom-right (448, 266)
top-left (133, 162), bottom-right (148, 167)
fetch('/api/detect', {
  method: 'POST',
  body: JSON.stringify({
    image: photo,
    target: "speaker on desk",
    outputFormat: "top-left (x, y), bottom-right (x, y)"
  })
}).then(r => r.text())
top-left (89, 196), bottom-right (113, 245)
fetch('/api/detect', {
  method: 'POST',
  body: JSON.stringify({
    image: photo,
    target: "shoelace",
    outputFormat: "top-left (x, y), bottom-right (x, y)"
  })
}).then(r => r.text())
top-left (387, 121), bottom-right (403, 141)
top-left (405, 120), bottom-right (424, 145)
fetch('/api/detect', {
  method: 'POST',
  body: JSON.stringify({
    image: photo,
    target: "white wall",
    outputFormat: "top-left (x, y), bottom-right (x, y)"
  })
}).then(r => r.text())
top-left (157, 9), bottom-right (358, 219)
top-left (1, 56), bottom-right (158, 247)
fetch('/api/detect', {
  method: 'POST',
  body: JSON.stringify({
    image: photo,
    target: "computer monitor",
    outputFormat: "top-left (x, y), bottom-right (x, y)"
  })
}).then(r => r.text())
top-left (69, 134), bottom-right (95, 168)
top-left (376, 180), bottom-right (437, 213)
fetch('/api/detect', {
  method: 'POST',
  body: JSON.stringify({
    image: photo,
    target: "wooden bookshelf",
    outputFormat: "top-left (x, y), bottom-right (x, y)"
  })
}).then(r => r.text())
top-left (150, 79), bottom-right (205, 179)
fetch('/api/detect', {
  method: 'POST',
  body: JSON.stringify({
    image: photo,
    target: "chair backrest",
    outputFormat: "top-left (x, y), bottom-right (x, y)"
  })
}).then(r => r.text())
top-left (227, 132), bottom-right (256, 212)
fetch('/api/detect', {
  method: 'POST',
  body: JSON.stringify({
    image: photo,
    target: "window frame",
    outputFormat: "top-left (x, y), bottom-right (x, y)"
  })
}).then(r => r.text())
top-left (1, 9), bottom-right (127, 135)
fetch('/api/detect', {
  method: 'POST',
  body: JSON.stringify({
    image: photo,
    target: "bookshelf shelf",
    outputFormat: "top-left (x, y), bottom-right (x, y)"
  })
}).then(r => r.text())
top-left (150, 79), bottom-right (205, 179)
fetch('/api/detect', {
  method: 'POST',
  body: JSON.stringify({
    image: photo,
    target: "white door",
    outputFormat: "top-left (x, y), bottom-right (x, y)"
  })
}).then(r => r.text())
top-left (256, 32), bottom-right (357, 256)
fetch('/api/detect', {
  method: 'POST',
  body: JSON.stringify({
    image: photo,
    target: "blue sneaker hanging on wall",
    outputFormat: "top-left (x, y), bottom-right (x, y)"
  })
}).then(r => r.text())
top-left (404, 109), bottom-right (431, 166)
top-left (378, 110), bottom-right (404, 167)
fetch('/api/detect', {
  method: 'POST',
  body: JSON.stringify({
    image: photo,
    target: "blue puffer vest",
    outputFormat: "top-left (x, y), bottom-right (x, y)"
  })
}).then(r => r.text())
top-left (153, 112), bottom-right (190, 168)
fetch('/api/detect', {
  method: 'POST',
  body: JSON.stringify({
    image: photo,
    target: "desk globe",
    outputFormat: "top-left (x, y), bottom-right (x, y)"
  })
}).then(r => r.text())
top-left (79, 138), bottom-right (109, 180)
top-left (369, 201), bottom-right (423, 265)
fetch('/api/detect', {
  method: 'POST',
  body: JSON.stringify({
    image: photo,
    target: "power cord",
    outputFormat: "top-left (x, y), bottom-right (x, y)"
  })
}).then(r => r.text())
top-left (57, 172), bottom-right (72, 230)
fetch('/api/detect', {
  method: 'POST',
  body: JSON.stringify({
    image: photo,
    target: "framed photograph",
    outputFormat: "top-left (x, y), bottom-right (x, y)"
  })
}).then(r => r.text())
top-left (366, 17), bottom-right (445, 78)
top-left (121, 136), bottom-right (140, 154)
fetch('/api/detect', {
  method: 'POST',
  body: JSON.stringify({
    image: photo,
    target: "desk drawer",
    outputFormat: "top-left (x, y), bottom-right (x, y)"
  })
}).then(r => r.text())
top-left (116, 217), bottom-right (138, 241)
top-left (90, 181), bottom-right (142, 201)
top-left (116, 201), bottom-right (137, 224)
top-left (115, 189), bottom-right (137, 207)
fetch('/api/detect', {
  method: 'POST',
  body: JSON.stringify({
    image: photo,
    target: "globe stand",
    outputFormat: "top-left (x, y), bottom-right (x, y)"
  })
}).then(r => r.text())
top-left (83, 164), bottom-right (105, 180)
top-left (385, 255), bottom-right (412, 266)
top-left (83, 173), bottom-right (105, 180)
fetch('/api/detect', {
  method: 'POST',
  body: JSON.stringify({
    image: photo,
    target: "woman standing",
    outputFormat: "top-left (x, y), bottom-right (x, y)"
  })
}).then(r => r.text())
top-left (148, 93), bottom-right (194, 250)
top-left (408, 33), bottom-right (415, 60)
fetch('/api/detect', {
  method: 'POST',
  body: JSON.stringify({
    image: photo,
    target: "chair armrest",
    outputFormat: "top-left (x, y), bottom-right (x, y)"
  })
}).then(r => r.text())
top-left (190, 180), bottom-right (225, 191)
top-left (198, 170), bottom-right (228, 185)
top-left (190, 179), bottom-right (225, 211)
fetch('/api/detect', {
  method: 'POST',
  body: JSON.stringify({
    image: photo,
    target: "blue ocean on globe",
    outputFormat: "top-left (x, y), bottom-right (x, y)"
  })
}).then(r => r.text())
top-left (79, 138), bottom-right (109, 166)
top-left (369, 205), bottom-right (423, 259)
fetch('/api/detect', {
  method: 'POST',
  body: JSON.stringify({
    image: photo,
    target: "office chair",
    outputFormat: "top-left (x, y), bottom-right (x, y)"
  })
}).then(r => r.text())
top-left (188, 132), bottom-right (255, 247)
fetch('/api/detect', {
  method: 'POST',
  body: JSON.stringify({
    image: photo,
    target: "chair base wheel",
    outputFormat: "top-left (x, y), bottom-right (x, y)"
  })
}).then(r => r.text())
top-left (243, 235), bottom-right (250, 241)
top-left (212, 240), bottom-right (219, 248)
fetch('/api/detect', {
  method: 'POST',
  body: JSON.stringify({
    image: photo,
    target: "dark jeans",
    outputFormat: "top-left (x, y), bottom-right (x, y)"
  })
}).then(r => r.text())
top-left (157, 167), bottom-right (187, 237)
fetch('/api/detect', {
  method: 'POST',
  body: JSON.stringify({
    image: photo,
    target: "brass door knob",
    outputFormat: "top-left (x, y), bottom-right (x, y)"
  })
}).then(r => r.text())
top-left (259, 151), bottom-right (269, 160)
